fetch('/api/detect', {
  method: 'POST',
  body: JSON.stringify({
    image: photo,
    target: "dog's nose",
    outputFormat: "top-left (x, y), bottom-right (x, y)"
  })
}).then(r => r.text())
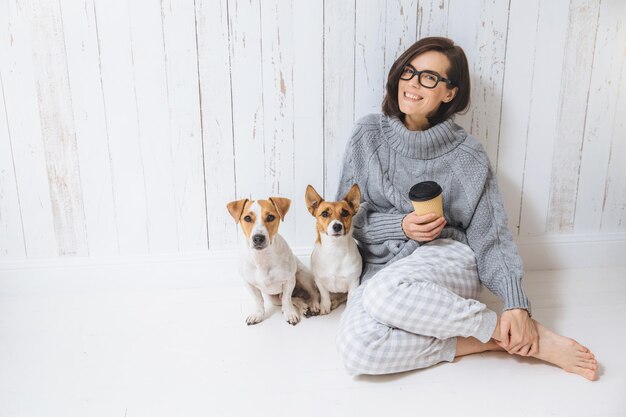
top-left (252, 234), bottom-right (266, 245)
top-left (332, 223), bottom-right (343, 232)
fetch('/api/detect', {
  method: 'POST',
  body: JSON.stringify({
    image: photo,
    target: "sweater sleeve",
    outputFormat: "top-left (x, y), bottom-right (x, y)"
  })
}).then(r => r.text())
top-left (335, 121), bottom-right (408, 246)
top-left (465, 163), bottom-right (531, 313)
top-left (353, 208), bottom-right (408, 244)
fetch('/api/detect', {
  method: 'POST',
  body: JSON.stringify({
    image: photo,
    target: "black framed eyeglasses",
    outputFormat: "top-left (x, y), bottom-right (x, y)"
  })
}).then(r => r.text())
top-left (399, 64), bottom-right (454, 89)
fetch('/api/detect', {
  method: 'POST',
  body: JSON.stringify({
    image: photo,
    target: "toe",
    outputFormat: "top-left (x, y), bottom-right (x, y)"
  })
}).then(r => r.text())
top-left (576, 367), bottom-right (597, 381)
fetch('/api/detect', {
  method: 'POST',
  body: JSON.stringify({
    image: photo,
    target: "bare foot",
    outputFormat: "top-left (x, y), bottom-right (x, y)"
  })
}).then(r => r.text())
top-left (532, 321), bottom-right (598, 381)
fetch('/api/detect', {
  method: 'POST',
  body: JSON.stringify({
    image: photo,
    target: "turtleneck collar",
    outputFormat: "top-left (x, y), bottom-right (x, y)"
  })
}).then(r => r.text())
top-left (380, 115), bottom-right (467, 160)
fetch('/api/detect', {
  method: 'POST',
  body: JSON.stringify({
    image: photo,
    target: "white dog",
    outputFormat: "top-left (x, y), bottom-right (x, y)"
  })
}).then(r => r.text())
top-left (305, 184), bottom-right (362, 315)
top-left (227, 197), bottom-right (320, 325)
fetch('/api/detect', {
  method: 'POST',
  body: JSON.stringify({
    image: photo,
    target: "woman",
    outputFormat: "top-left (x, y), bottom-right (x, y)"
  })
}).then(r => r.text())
top-left (335, 37), bottom-right (597, 380)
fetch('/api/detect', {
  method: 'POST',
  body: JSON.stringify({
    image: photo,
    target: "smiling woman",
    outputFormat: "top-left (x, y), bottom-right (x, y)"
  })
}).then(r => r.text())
top-left (383, 37), bottom-right (470, 130)
top-left (334, 37), bottom-right (598, 381)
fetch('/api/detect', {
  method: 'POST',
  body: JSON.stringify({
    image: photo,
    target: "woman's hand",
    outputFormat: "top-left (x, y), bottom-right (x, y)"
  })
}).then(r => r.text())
top-left (402, 212), bottom-right (446, 242)
top-left (497, 309), bottom-right (539, 356)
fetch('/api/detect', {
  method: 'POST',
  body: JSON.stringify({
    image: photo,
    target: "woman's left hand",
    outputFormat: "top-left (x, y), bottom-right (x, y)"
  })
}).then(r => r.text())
top-left (497, 309), bottom-right (539, 356)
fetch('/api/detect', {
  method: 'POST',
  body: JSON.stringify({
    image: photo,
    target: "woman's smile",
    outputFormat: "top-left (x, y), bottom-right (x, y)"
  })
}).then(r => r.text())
top-left (402, 91), bottom-right (422, 102)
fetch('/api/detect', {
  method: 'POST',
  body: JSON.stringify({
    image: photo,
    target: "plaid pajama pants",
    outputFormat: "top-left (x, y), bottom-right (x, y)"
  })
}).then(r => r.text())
top-left (336, 238), bottom-right (497, 375)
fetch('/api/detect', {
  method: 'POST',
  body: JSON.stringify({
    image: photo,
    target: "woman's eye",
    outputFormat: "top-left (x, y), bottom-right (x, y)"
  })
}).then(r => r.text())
top-left (244, 215), bottom-right (252, 222)
top-left (402, 67), bottom-right (413, 74)
top-left (340, 210), bottom-right (349, 217)
top-left (425, 74), bottom-right (437, 81)
top-left (266, 214), bottom-right (275, 222)
top-left (321, 211), bottom-right (329, 218)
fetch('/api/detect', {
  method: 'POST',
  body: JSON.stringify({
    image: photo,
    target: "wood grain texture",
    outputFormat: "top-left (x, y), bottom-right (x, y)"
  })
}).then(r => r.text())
top-left (518, 0), bottom-right (570, 237)
top-left (94, 0), bottom-right (150, 254)
top-left (0, 75), bottom-right (26, 259)
top-left (385, 0), bottom-right (418, 74)
top-left (324, 0), bottom-right (356, 199)
top-left (547, 0), bottom-right (601, 233)
top-left (417, 0), bottom-right (449, 39)
top-left (447, 0), bottom-right (510, 166)
top-left (497, 0), bottom-right (540, 236)
top-left (196, 0), bottom-right (237, 250)
top-left (574, 0), bottom-right (626, 233)
top-left (161, 0), bottom-right (208, 252)
top-left (259, 0), bottom-right (296, 245)
top-left (354, 0), bottom-right (386, 121)
top-left (60, 0), bottom-right (118, 256)
top-left (1, 0), bottom-right (625, 261)
top-left (1, 0), bottom-right (57, 258)
top-left (29, 0), bottom-right (88, 256)
top-left (228, 0), bottom-right (265, 203)
top-left (292, 1), bottom-right (324, 248)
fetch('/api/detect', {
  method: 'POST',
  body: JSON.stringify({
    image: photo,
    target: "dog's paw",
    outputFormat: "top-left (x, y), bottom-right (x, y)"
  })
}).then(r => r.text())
top-left (283, 309), bottom-right (301, 326)
top-left (319, 300), bottom-right (332, 315)
top-left (306, 301), bottom-right (321, 317)
top-left (292, 297), bottom-right (312, 318)
top-left (246, 313), bottom-right (264, 325)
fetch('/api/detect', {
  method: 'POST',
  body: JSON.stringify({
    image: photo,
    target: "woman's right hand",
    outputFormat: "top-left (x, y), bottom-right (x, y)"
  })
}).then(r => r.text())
top-left (402, 212), bottom-right (446, 242)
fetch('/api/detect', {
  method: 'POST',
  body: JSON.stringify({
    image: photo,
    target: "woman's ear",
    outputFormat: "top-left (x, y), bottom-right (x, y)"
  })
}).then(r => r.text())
top-left (443, 86), bottom-right (458, 103)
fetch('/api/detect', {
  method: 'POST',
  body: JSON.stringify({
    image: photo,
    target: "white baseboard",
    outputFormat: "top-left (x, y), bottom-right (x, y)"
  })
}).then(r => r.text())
top-left (1, 233), bottom-right (625, 293)
top-left (514, 232), bottom-right (626, 271)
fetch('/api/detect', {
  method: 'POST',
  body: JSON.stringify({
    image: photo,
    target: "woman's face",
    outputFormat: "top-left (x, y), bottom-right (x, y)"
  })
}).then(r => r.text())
top-left (397, 51), bottom-right (458, 129)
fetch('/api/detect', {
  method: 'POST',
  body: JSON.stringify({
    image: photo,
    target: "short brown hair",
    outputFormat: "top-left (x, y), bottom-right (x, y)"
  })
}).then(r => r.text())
top-left (382, 37), bottom-right (470, 126)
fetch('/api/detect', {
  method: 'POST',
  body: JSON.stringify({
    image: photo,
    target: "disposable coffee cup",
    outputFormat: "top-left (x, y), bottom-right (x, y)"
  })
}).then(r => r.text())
top-left (409, 181), bottom-right (443, 218)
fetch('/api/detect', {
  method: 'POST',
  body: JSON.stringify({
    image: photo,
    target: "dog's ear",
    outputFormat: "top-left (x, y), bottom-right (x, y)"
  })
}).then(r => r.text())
top-left (226, 199), bottom-right (249, 223)
top-left (269, 197), bottom-right (291, 221)
top-left (342, 184), bottom-right (361, 212)
top-left (305, 185), bottom-right (323, 216)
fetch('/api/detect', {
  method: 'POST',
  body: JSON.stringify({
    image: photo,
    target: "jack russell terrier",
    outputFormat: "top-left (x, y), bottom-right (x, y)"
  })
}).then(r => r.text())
top-left (227, 197), bottom-right (320, 325)
top-left (305, 184), bottom-right (362, 315)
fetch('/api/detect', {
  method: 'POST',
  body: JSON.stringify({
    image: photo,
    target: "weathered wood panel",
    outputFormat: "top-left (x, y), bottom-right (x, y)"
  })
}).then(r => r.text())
top-left (94, 0), bottom-right (150, 254)
top-left (1, 0), bottom-right (625, 262)
top-left (600, 0), bottom-right (626, 232)
top-left (417, 0), bottom-right (449, 39)
top-left (447, 0), bottom-right (510, 166)
top-left (161, 0), bottom-right (208, 252)
top-left (497, 0), bottom-right (541, 236)
top-left (518, 0), bottom-right (570, 237)
top-left (196, 0), bottom-right (237, 250)
top-left (547, 0), bottom-right (601, 232)
top-left (0, 75), bottom-right (26, 259)
top-left (228, 0), bottom-right (265, 203)
top-left (128, 0), bottom-right (179, 253)
top-left (385, 0), bottom-right (418, 74)
top-left (354, 0), bottom-right (386, 121)
top-left (292, 1), bottom-right (324, 248)
top-left (574, 0), bottom-right (626, 233)
top-left (29, 0), bottom-right (88, 256)
top-left (60, 0), bottom-right (119, 256)
top-left (324, 0), bottom-right (356, 199)
top-left (2, 0), bottom-right (57, 259)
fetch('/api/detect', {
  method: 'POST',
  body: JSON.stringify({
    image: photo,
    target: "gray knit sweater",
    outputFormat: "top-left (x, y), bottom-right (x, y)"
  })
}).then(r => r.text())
top-left (335, 113), bottom-right (530, 312)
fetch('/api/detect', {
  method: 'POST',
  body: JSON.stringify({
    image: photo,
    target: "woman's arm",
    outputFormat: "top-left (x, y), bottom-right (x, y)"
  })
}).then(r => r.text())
top-left (465, 164), bottom-right (530, 312)
top-left (465, 162), bottom-right (538, 356)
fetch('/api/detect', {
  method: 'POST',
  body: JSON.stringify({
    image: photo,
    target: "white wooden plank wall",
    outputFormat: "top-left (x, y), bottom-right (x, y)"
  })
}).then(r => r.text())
top-left (0, 0), bottom-right (624, 261)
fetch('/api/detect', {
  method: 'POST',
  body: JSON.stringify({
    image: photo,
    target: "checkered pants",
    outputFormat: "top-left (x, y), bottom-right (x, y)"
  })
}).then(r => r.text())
top-left (336, 239), bottom-right (497, 375)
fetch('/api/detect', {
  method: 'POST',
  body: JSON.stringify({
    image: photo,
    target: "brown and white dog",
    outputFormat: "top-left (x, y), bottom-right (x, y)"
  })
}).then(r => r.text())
top-left (305, 184), bottom-right (362, 315)
top-left (227, 197), bottom-right (320, 325)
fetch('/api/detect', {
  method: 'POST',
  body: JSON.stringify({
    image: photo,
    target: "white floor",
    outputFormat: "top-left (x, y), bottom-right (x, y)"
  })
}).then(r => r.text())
top-left (1, 266), bottom-right (625, 417)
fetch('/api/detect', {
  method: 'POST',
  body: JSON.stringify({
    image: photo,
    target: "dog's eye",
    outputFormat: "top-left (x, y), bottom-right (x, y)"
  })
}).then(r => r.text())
top-left (341, 210), bottom-right (349, 217)
top-left (266, 214), bottom-right (275, 222)
top-left (321, 211), bottom-right (329, 218)
top-left (243, 215), bottom-right (252, 222)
